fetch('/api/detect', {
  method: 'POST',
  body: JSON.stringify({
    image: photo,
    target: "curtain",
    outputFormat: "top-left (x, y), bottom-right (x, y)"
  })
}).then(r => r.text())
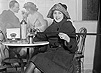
top-left (93, 0), bottom-right (101, 73)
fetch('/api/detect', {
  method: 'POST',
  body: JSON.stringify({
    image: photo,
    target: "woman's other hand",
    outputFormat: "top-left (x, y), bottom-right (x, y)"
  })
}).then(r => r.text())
top-left (58, 32), bottom-right (70, 42)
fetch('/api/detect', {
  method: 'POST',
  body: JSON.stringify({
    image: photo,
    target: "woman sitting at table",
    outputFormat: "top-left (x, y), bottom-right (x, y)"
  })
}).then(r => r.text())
top-left (23, 2), bottom-right (48, 32)
top-left (24, 3), bottom-right (78, 73)
top-left (19, 2), bottom-right (48, 56)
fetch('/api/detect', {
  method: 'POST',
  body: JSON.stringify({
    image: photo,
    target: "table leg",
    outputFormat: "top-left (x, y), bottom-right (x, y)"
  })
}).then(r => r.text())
top-left (27, 48), bottom-right (34, 62)
top-left (27, 48), bottom-right (29, 62)
top-left (29, 48), bottom-right (34, 59)
top-left (21, 62), bottom-right (24, 73)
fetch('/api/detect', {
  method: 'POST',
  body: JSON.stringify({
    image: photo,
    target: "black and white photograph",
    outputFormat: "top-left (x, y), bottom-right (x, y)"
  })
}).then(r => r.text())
top-left (0, 0), bottom-right (100, 73)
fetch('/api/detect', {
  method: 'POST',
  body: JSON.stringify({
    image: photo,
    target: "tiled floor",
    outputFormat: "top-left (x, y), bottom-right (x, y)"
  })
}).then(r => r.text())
top-left (1, 70), bottom-right (93, 73)
top-left (0, 67), bottom-right (93, 73)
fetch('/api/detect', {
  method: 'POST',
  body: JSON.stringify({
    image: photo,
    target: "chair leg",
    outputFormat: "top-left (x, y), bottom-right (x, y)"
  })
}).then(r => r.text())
top-left (77, 59), bottom-right (81, 73)
top-left (81, 61), bottom-right (84, 73)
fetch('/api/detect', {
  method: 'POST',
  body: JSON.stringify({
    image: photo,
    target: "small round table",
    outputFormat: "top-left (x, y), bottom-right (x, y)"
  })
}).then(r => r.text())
top-left (2, 41), bottom-right (49, 73)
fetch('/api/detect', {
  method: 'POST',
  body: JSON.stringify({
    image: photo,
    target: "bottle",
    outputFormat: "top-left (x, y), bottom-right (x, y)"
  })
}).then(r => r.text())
top-left (20, 19), bottom-right (27, 40)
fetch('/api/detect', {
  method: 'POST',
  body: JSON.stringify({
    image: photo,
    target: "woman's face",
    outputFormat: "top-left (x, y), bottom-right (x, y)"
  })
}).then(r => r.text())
top-left (25, 8), bottom-right (30, 14)
top-left (53, 10), bottom-right (64, 22)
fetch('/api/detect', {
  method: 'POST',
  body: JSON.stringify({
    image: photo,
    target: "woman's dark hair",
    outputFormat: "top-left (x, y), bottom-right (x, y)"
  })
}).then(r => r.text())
top-left (63, 14), bottom-right (68, 19)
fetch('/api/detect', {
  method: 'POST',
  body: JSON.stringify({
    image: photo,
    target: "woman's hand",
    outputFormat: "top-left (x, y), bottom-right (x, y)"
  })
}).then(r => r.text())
top-left (58, 32), bottom-right (70, 42)
top-left (21, 10), bottom-right (28, 20)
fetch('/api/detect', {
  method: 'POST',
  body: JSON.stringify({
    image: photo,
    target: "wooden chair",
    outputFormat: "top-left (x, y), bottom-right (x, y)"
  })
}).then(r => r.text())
top-left (74, 27), bottom-right (87, 73)
top-left (38, 27), bottom-right (87, 73)
top-left (0, 30), bottom-right (7, 73)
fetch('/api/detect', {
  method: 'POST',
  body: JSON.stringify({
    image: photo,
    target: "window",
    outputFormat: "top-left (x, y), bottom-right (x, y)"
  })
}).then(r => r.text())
top-left (82, 0), bottom-right (99, 20)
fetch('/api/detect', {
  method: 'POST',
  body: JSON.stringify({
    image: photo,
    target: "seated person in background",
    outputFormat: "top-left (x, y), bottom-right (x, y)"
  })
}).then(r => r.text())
top-left (23, 2), bottom-right (48, 32)
top-left (24, 3), bottom-right (78, 73)
top-left (0, 0), bottom-right (20, 59)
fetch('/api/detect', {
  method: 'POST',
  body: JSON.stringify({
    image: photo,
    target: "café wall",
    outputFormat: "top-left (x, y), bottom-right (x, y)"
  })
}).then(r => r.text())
top-left (0, 0), bottom-right (98, 70)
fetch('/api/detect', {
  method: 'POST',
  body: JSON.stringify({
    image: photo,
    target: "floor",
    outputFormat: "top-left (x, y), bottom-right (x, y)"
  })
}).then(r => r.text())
top-left (0, 64), bottom-right (93, 73)
top-left (0, 67), bottom-right (21, 73)
top-left (0, 68), bottom-right (93, 73)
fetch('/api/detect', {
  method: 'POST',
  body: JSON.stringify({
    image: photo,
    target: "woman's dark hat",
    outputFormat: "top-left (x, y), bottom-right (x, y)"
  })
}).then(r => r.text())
top-left (47, 3), bottom-right (70, 19)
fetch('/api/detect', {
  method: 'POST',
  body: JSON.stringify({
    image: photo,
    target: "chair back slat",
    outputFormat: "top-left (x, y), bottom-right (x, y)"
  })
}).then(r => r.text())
top-left (77, 27), bottom-right (87, 54)
top-left (0, 30), bottom-right (5, 42)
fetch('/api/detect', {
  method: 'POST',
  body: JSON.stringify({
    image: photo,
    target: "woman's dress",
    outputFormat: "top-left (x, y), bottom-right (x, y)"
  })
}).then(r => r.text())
top-left (31, 19), bottom-right (78, 73)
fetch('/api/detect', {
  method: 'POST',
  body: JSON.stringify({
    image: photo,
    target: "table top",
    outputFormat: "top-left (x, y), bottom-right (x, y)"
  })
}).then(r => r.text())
top-left (2, 41), bottom-right (49, 47)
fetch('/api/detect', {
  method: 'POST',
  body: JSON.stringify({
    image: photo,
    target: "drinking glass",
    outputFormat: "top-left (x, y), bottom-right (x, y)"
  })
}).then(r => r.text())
top-left (10, 33), bottom-right (16, 40)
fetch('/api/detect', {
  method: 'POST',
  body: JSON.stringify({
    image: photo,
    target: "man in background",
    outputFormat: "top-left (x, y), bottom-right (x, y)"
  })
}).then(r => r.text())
top-left (0, 0), bottom-right (20, 59)
top-left (0, 0), bottom-right (20, 35)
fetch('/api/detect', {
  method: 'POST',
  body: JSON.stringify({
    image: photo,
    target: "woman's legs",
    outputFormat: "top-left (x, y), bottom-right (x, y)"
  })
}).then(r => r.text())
top-left (24, 62), bottom-right (42, 73)
top-left (34, 68), bottom-right (41, 73)
top-left (24, 62), bottom-right (35, 73)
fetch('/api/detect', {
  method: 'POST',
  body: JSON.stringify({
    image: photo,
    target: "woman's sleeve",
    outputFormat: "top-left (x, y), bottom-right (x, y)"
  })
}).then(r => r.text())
top-left (62, 21), bottom-right (78, 53)
top-left (33, 32), bottom-right (47, 42)
top-left (33, 32), bottom-right (48, 52)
